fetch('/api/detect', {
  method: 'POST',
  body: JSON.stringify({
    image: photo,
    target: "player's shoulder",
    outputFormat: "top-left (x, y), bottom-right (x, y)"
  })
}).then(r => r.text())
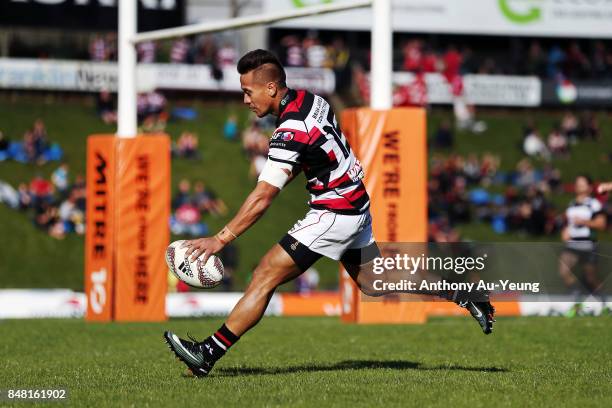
top-left (587, 196), bottom-right (603, 211)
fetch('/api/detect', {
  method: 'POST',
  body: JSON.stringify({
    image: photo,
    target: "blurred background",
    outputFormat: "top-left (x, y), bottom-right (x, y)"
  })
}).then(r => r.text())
top-left (0, 0), bottom-right (610, 296)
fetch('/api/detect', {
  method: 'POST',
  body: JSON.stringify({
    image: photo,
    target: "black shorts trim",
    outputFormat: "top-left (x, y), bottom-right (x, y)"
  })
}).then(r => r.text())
top-left (340, 242), bottom-right (381, 266)
top-left (279, 233), bottom-right (323, 272)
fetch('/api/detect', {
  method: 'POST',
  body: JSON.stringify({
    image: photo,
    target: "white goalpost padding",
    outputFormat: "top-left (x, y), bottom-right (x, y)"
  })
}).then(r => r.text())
top-left (117, 0), bottom-right (392, 138)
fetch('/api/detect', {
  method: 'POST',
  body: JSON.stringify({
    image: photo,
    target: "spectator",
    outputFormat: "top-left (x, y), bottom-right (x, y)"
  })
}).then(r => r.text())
top-left (193, 181), bottom-right (227, 217)
top-left (141, 91), bottom-right (168, 132)
top-left (525, 41), bottom-right (546, 77)
top-left (432, 120), bottom-right (453, 149)
top-left (170, 37), bottom-right (190, 64)
top-left (561, 111), bottom-right (579, 142)
top-left (304, 36), bottom-right (327, 68)
top-left (281, 35), bottom-right (304, 67)
top-left (579, 111), bottom-right (600, 141)
top-left (32, 119), bottom-right (48, 158)
top-left (58, 190), bottom-right (85, 235)
top-left (137, 40), bottom-right (156, 63)
top-left (89, 34), bottom-right (108, 61)
top-left (170, 203), bottom-right (208, 237)
top-left (172, 179), bottom-right (191, 210)
top-left (51, 163), bottom-right (70, 196)
top-left (17, 183), bottom-right (32, 210)
top-left (523, 129), bottom-right (550, 160)
top-left (224, 115), bottom-right (239, 141)
top-left (547, 125), bottom-right (568, 158)
top-left (96, 91), bottom-right (117, 124)
top-left (402, 39), bottom-right (422, 72)
top-left (217, 42), bottom-right (237, 69)
top-left (174, 131), bottom-right (200, 160)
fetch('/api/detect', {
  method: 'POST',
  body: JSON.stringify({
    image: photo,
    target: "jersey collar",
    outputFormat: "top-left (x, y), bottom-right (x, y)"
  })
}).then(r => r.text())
top-left (278, 88), bottom-right (296, 119)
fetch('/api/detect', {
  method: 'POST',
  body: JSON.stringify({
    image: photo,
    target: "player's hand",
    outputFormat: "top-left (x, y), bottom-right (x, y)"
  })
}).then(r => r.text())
top-left (597, 182), bottom-right (612, 194)
top-left (182, 237), bottom-right (224, 265)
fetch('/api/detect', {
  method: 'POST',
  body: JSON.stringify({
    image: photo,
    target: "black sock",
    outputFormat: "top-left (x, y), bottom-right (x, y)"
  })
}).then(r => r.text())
top-left (200, 324), bottom-right (240, 362)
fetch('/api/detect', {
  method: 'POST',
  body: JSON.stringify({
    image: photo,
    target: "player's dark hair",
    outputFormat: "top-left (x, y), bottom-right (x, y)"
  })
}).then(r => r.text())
top-left (237, 49), bottom-right (286, 87)
top-left (577, 174), bottom-right (593, 185)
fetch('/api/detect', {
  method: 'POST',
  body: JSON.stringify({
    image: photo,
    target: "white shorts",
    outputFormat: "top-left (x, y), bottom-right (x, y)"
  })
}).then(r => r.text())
top-left (286, 208), bottom-right (375, 261)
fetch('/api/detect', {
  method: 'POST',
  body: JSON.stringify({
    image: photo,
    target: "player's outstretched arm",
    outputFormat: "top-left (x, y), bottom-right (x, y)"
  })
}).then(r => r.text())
top-left (184, 180), bottom-right (281, 263)
top-left (597, 182), bottom-right (612, 194)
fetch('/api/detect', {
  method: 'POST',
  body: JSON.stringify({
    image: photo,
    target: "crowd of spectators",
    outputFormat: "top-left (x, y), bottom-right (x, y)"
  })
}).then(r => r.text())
top-left (0, 164), bottom-right (85, 239)
top-left (428, 108), bottom-right (609, 240)
top-left (394, 38), bottom-right (612, 80)
top-left (0, 120), bottom-right (63, 165)
top-left (522, 112), bottom-right (600, 161)
top-left (428, 150), bottom-right (566, 240)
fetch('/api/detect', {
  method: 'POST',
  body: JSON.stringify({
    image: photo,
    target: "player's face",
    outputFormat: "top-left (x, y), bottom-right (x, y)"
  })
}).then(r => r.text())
top-left (575, 176), bottom-right (591, 195)
top-left (240, 71), bottom-right (272, 118)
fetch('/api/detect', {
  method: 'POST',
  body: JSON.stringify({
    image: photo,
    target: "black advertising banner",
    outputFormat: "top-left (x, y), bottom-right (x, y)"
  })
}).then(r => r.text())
top-left (542, 79), bottom-right (612, 107)
top-left (0, 0), bottom-right (184, 31)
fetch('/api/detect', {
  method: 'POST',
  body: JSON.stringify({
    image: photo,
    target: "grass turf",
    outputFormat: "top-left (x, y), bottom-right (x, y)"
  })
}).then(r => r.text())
top-left (1, 316), bottom-right (611, 407)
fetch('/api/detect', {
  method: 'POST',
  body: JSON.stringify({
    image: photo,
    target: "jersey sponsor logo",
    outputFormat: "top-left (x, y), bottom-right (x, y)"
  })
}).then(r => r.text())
top-left (271, 131), bottom-right (295, 142)
top-left (347, 159), bottom-right (365, 183)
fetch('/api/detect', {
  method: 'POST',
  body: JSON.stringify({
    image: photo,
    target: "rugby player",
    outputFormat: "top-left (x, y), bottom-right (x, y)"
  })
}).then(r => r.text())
top-left (164, 49), bottom-right (496, 377)
top-left (559, 175), bottom-right (607, 316)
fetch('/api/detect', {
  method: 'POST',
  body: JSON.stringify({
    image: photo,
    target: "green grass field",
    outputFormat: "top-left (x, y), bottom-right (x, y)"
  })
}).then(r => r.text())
top-left (1, 316), bottom-right (611, 407)
top-left (0, 97), bottom-right (611, 290)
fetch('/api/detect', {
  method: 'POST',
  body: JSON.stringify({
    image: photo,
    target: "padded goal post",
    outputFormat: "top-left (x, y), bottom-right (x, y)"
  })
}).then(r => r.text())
top-left (85, 135), bottom-right (170, 322)
top-left (340, 108), bottom-right (428, 324)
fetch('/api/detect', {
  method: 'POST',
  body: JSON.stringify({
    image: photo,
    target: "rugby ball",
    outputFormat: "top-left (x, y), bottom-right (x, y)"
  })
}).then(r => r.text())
top-left (165, 240), bottom-right (224, 288)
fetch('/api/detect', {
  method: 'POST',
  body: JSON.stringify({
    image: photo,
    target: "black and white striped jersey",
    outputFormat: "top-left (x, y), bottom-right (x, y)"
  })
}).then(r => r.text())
top-left (565, 196), bottom-right (604, 250)
top-left (270, 89), bottom-right (370, 215)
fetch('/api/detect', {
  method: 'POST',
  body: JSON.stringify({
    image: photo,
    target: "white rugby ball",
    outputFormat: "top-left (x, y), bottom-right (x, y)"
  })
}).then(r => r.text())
top-left (165, 240), bottom-right (224, 288)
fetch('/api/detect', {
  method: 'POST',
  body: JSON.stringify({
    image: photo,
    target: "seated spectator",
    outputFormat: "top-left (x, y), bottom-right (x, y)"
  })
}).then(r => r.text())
top-left (242, 121), bottom-right (265, 158)
top-left (96, 91), bottom-right (117, 124)
top-left (58, 190), bottom-right (85, 235)
top-left (32, 119), bottom-right (49, 157)
top-left (523, 129), bottom-right (550, 160)
top-left (170, 203), bottom-right (208, 237)
top-left (433, 120), bottom-right (453, 149)
top-left (193, 181), bottom-right (227, 217)
top-left (224, 115), bottom-right (239, 141)
top-left (172, 179), bottom-right (191, 210)
top-left (29, 175), bottom-right (54, 208)
top-left (547, 125), bottom-right (568, 157)
top-left (515, 159), bottom-right (538, 189)
top-left (142, 91), bottom-right (168, 132)
top-left (579, 111), bottom-right (600, 140)
top-left (51, 163), bottom-right (70, 196)
top-left (17, 183), bottom-right (32, 210)
top-left (23, 130), bottom-right (37, 163)
top-left (0, 181), bottom-right (19, 209)
top-left (560, 111), bottom-right (579, 142)
top-left (174, 131), bottom-right (200, 160)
